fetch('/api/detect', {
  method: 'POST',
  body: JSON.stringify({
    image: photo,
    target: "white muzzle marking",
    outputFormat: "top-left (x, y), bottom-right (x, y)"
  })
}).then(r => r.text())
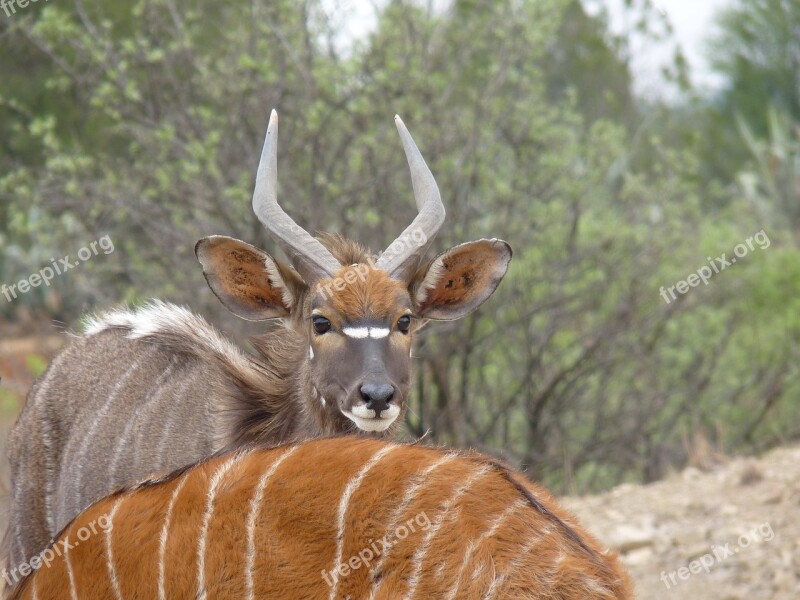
top-left (343, 404), bottom-right (401, 432)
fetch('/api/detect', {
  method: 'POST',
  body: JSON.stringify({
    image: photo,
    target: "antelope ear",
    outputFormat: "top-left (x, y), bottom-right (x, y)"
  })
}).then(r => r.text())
top-left (411, 239), bottom-right (512, 320)
top-left (195, 235), bottom-right (304, 320)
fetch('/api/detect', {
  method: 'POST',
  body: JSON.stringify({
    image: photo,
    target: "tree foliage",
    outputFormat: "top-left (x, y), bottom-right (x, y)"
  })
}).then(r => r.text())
top-left (710, 0), bottom-right (800, 138)
top-left (0, 0), bottom-right (798, 493)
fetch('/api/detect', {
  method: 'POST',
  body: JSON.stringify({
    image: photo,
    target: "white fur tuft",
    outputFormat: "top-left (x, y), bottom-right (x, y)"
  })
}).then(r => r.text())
top-left (83, 300), bottom-right (248, 366)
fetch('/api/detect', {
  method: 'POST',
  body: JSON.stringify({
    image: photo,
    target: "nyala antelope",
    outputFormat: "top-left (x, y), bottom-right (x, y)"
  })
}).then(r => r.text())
top-left (3, 111), bottom-right (512, 582)
top-left (9, 437), bottom-right (633, 600)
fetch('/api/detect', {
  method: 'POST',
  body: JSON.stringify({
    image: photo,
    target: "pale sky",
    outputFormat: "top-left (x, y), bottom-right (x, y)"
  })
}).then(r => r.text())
top-left (594, 0), bottom-right (733, 98)
top-left (329, 0), bottom-right (734, 101)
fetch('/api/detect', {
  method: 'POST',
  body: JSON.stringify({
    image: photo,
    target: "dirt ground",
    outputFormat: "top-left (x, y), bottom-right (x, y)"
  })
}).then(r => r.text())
top-left (565, 445), bottom-right (800, 599)
top-left (1, 331), bottom-right (798, 599)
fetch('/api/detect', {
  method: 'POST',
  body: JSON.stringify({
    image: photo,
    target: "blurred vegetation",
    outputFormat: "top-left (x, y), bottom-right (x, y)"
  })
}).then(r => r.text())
top-left (0, 0), bottom-right (798, 494)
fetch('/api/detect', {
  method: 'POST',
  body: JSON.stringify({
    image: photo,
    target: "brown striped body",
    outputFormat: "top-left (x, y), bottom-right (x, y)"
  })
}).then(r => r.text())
top-left (11, 437), bottom-right (632, 600)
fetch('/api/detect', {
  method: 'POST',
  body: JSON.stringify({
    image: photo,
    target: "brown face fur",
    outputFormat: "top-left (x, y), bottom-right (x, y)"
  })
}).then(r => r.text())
top-left (306, 264), bottom-right (415, 433)
top-left (195, 233), bottom-right (512, 434)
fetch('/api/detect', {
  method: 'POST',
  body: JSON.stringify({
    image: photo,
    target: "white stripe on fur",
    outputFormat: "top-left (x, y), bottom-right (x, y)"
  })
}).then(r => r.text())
top-left (105, 496), bottom-right (125, 600)
top-left (153, 378), bottom-right (191, 471)
top-left (158, 472), bottom-right (190, 600)
top-left (402, 465), bottom-right (492, 600)
top-left (28, 350), bottom-right (67, 538)
top-left (10, 484), bottom-right (25, 579)
top-left (40, 418), bottom-right (56, 535)
top-left (367, 453), bottom-right (457, 600)
top-left (443, 498), bottom-right (527, 600)
top-left (245, 446), bottom-right (300, 600)
top-left (108, 358), bottom-right (178, 482)
top-left (329, 444), bottom-right (398, 600)
top-left (65, 346), bottom-right (156, 520)
top-left (482, 526), bottom-right (554, 600)
top-left (197, 452), bottom-right (249, 599)
top-left (64, 532), bottom-right (79, 600)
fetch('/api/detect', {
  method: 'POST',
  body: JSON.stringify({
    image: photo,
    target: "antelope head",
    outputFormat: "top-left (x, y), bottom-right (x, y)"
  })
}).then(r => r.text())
top-left (195, 111), bottom-right (511, 434)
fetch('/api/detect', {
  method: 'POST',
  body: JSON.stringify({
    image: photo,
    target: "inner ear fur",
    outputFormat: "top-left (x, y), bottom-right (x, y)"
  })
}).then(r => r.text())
top-left (195, 235), bottom-right (305, 321)
top-left (411, 239), bottom-right (512, 321)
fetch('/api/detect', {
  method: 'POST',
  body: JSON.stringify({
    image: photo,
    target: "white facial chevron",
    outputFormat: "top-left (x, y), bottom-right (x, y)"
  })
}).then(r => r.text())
top-left (342, 327), bottom-right (390, 339)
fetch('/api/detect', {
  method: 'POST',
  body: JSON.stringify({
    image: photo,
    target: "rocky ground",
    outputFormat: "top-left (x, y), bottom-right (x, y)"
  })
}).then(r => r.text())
top-left (565, 445), bottom-right (800, 599)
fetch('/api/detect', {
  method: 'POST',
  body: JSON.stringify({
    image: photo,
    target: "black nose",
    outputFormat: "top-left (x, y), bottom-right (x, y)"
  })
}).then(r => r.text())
top-left (360, 383), bottom-right (395, 416)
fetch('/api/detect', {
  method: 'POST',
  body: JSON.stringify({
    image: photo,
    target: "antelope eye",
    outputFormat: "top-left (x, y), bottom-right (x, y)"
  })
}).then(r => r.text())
top-left (313, 316), bottom-right (331, 335)
top-left (397, 315), bottom-right (412, 334)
